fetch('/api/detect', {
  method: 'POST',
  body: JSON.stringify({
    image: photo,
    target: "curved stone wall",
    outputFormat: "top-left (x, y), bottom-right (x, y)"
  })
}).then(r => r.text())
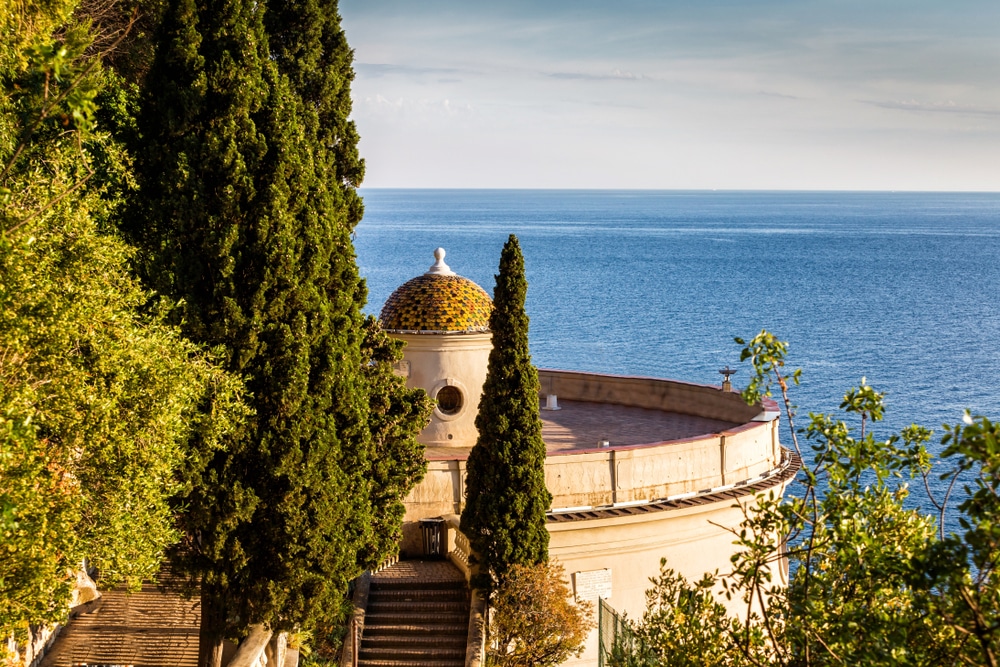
top-left (403, 370), bottom-right (782, 521)
top-left (544, 420), bottom-right (778, 510)
top-left (397, 369), bottom-right (794, 667)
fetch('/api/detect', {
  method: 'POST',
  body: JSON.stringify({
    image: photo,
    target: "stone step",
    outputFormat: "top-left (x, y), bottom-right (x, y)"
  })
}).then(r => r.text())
top-left (367, 599), bottom-right (469, 614)
top-left (370, 578), bottom-right (466, 592)
top-left (365, 614), bottom-right (469, 637)
top-left (363, 620), bottom-right (468, 634)
top-left (360, 645), bottom-right (466, 662)
top-left (367, 599), bottom-right (467, 611)
top-left (367, 604), bottom-right (467, 614)
top-left (362, 632), bottom-right (466, 648)
top-left (360, 561), bottom-right (470, 667)
top-left (369, 587), bottom-right (467, 602)
top-left (357, 660), bottom-right (464, 667)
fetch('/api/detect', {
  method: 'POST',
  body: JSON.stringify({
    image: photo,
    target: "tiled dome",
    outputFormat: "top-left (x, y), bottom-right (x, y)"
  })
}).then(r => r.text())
top-left (380, 249), bottom-right (493, 333)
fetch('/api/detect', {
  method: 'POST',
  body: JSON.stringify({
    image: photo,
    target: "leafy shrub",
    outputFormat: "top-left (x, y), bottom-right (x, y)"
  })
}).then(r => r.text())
top-left (488, 561), bottom-right (594, 667)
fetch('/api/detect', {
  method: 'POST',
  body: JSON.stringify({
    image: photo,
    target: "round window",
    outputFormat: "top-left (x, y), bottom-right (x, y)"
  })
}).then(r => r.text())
top-left (436, 386), bottom-right (464, 415)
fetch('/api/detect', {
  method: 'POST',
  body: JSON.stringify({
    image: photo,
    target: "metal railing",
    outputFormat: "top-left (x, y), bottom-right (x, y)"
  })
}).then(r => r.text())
top-left (598, 598), bottom-right (650, 667)
top-left (440, 515), bottom-right (484, 667)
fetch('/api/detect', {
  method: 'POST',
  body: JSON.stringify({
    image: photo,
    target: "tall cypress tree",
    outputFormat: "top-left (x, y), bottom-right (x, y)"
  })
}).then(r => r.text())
top-left (461, 234), bottom-right (552, 591)
top-left (125, 0), bottom-right (428, 661)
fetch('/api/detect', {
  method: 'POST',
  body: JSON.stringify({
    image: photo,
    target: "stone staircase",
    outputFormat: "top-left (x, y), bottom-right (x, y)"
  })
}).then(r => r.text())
top-left (359, 560), bottom-right (469, 667)
top-left (37, 565), bottom-right (201, 667)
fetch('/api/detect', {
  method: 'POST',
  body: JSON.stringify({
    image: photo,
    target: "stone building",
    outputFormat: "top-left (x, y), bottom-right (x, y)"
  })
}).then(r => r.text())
top-left (373, 248), bottom-right (800, 666)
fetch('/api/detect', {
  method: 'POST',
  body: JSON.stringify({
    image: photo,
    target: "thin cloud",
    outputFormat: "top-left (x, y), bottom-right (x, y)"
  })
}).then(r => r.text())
top-left (547, 68), bottom-right (647, 81)
top-left (757, 90), bottom-right (800, 100)
top-left (356, 63), bottom-right (467, 78)
top-left (861, 99), bottom-right (1000, 117)
top-left (362, 94), bottom-right (475, 117)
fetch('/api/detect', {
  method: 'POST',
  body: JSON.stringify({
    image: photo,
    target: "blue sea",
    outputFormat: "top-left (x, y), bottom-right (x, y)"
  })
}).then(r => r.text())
top-left (355, 189), bottom-right (1000, 513)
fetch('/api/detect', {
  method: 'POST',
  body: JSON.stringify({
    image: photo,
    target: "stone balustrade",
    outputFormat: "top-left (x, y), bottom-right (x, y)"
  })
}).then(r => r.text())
top-left (442, 513), bottom-right (473, 581)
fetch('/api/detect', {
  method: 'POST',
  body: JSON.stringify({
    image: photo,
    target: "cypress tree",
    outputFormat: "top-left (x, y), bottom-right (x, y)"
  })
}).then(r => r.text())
top-left (461, 234), bottom-right (552, 591)
top-left (125, 0), bottom-right (429, 661)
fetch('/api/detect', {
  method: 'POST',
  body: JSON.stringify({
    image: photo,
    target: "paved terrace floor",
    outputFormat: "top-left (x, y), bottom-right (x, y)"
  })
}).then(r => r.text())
top-left (426, 398), bottom-right (738, 459)
top-left (372, 558), bottom-right (466, 585)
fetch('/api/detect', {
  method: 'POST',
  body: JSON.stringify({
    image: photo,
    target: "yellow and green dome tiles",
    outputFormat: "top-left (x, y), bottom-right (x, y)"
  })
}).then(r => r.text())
top-left (381, 274), bottom-right (493, 333)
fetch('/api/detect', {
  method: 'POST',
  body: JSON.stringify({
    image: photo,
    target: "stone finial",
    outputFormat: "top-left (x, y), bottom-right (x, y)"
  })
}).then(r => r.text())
top-left (426, 247), bottom-right (456, 276)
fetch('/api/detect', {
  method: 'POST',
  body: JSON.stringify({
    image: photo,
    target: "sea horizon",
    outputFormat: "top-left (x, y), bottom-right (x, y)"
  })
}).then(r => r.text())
top-left (360, 187), bottom-right (1000, 194)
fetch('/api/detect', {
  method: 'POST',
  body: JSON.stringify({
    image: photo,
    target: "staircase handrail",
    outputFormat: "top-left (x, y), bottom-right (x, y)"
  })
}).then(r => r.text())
top-left (371, 551), bottom-right (399, 575)
top-left (439, 514), bottom-right (486, 667)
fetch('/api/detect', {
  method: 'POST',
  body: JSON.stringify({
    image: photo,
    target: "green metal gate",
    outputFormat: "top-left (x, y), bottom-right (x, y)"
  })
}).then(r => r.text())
top-left (598, 598), bottom-right (650, 667)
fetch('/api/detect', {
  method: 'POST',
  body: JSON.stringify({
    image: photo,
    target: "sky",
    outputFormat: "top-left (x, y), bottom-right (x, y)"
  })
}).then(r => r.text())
top-left (339, 1), bottom-right (1000, 191)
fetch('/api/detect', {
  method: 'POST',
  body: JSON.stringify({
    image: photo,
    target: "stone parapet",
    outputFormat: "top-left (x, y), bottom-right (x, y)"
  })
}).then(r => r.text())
top-left (544, 419), bottom-right (778, 510)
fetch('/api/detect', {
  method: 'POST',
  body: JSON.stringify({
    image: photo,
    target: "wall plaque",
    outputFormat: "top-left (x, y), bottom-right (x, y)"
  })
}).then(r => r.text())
top-left (392, 360), bottom-right (411, 379)
top-left (573, 568), bottom-right (612, 601)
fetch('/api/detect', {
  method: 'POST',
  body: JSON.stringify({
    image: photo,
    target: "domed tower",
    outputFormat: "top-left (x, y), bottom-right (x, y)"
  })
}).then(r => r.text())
top-left (380, 248), bottom-right (493, 448)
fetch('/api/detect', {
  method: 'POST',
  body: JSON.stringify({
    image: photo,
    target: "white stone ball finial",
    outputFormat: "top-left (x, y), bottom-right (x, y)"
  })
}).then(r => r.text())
top-left (426, 247), bottom-right (456, 276)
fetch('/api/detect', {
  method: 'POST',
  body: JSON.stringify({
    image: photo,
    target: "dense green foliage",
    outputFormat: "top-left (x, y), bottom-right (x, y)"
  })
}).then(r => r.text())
top-left (0, 0), bottom-right (429, 662)
top-left (609, 331), bottom-right (1000, 667)
top-left (124, 0), bottom-right (429, 651)
top-left (0, 0), bottom-right (243, 649)
top-left (360, 317), bottom-right (433, 561)
top-left (461, 235), bottom-right (551, 591)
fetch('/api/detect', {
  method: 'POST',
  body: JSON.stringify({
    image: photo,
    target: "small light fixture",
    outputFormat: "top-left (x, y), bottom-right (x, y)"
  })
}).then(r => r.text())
top-left (719, 366), bottom-right (737, 392)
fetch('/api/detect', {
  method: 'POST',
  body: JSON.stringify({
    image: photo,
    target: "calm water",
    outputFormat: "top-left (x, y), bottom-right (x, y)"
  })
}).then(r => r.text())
top-left (355, 189), bottom-right (1000, 511)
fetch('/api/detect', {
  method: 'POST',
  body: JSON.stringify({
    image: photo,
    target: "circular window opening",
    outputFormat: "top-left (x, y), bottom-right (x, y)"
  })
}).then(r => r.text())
top-left (436, 386), bottom-right (464, 415)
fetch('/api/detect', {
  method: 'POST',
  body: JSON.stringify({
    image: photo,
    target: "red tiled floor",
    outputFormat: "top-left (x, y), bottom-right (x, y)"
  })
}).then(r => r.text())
top-left (539, 399), bottom-right (735, 452)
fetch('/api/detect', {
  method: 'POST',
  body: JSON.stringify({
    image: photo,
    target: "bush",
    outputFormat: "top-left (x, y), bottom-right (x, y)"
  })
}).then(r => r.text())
top-left (608, 330), bottom-right (1000, 667)
top-left (487, 561), bottom-right (594, 667)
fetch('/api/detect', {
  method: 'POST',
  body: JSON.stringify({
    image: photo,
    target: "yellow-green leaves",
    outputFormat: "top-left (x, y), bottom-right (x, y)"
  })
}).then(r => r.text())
top-left (488, 561), bottom-right (593, 667)
top-left (613, 332), bottom-right (1000, 666)
top-left (0, 0), bottom-right (246, 641)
